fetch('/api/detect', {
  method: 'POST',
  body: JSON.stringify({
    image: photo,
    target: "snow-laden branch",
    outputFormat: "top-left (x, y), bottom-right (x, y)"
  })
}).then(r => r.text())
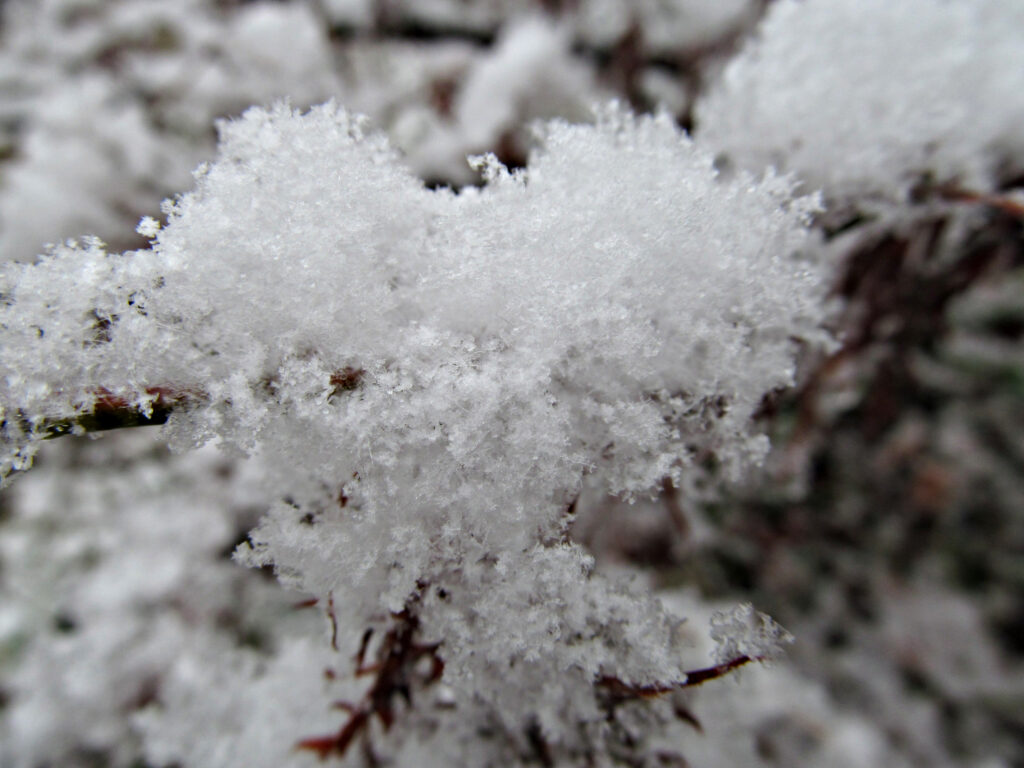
top-left (0, 101), bottom-right (825, 763)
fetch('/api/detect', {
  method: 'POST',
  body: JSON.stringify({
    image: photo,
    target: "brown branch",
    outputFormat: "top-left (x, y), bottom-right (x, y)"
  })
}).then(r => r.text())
top-left (297, 597), bottom-right (444, 761)
top-left (34, 386), bottom-right (202, 439)
top-left (598, 654), bottom-right (759, 702)
top-left (299, 617), bottom-right (754, 760)
top-left (18, 364), bottom-right (366, 442)
top-left (938, 185), bottom-right (1024, 220)
top-left (327, 592), bottom-right (340, 653)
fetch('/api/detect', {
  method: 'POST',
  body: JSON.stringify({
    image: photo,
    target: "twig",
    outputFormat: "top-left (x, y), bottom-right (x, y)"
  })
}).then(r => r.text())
top-left (938, 185), bottom-right (1024, 220)
top-left (297, 598), bottom-right (444, 761)
top-left (327, 592), bottom-right (339, 653)
top-left (34, 386), bottom-right (201, 439)
top-left (598, 654), bottom-right (760, 701)
top-left (18, 365), bottom-right (366, 442)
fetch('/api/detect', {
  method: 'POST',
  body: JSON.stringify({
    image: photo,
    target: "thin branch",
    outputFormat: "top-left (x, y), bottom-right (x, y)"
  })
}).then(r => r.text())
top-left (938, 184), bottom-right (1024, 220)
top-left (19, 364), bottom-right (365, 442)
top-left (598, 654), bottom-right (760, 701)
top-left (33, 386), bottom-right (202, 440)
top-left (297, 595), bottom-right (444, 761)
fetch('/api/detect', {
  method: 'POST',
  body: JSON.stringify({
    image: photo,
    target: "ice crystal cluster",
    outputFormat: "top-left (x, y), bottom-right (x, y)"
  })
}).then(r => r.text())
top-left (0, 101), bottom-right (825, 764)
top-left (698, 0), bottom-right (1024, 207)
top-left (0, 0), bottom-right (763, 264)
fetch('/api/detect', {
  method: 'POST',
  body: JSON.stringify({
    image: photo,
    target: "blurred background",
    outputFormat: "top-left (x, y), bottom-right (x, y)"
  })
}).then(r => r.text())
top-left (0, 1), bottom-right (1021, 767)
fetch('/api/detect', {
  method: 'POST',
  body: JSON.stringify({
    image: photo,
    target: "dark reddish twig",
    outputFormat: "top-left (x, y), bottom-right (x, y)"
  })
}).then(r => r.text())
top-left (938, 185), bottom-right (1024, 220)
top-left (355, 628), bottom-right (374, 671)
top-left (598, 654), bottom-right (760, 701)
top-left (671, 701), bottom-right (703, 733)
top-left (34, 386), bottom-right (202, 439)
top-left (21, 365), bottom-right (366, 442)
top-left (297, 604), bottom-right (444, 761)
top-left (327, 592), bottom-right (339, 652)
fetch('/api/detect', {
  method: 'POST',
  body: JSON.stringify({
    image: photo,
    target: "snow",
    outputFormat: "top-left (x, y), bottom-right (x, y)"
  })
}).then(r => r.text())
top-left (697, 0), bottom-right (1024, 210)
top-left (0, 100), bottom-right (829, 764)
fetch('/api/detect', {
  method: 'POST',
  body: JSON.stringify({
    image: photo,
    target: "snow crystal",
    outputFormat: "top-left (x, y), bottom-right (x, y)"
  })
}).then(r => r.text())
top-left (135, 215), bottom-right (161, 238)
top-left (710, 602), bottom-right (794, 666)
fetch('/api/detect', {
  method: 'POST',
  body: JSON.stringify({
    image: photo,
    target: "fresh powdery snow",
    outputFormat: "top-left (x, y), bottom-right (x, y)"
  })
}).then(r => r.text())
top-left (697, 0), bottom-right (1024, 209)
top-left (0, 102), bottom-right (828, 764)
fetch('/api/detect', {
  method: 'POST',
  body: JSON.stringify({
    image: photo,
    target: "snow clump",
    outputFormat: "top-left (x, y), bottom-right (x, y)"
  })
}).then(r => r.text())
top-left (0, 101), bottom-right (828, 761)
